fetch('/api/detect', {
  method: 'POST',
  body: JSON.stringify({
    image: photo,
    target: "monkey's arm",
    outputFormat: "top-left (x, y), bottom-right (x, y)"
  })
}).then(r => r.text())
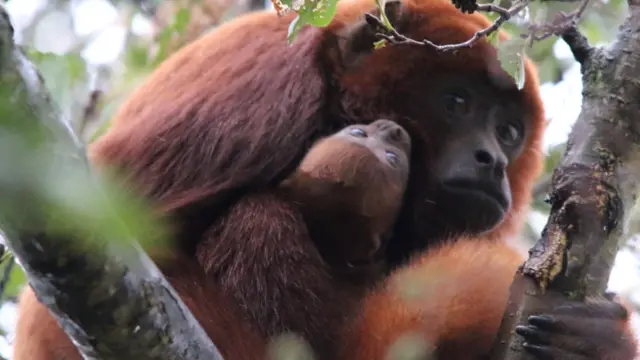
top-left (279, 170), bottom-right (360, 207)
top-left (194, 191), bottom-right (359, 359)
top-left (340, 240), bottom-right (519, 360)
top-left (341, 240), bottom-right (638, 360)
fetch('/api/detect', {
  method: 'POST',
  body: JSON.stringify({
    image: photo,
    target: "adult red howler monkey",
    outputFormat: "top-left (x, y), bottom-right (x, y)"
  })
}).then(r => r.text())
top-left (13, 0), bottom-right (638, 358)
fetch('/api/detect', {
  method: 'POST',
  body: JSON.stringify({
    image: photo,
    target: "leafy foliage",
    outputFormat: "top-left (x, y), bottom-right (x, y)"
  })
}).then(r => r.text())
top-left (0, 254), bottom-right (24, 301)
top-left (496, 37), bottom-right (528, 90)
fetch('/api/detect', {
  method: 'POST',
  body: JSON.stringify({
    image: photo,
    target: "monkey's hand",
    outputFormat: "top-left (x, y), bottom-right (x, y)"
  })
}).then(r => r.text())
top-left (515, 293), bottom-right (638, 360)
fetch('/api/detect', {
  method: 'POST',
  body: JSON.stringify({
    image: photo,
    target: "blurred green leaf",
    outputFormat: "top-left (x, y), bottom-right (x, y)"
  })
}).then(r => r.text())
top-left (174, 8), bottom-right (193, 35)
top-left (152, 6), bottom-right (194, 65)
top-left (126, 42), bottom-right (151, 70)
top-left (286, 0), bottom-right (339, 42)
top-left (0, 257), bottom-right (26, 300)
top-left (154, 26), bottom-right (174, 66)
top-left (27, 51), bottom-right (87, 87)
top-left (25, 50), bottom-right (89, 128)
top-left (497, 37), bottom-right (528, 89)
top-left (0, 58), bottom-right (171, 259)
top-left (487, 31), bottom-right (501, 48)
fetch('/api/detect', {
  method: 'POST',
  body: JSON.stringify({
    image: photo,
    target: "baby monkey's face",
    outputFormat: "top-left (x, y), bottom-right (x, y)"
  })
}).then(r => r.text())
top-left (299, 119), bottom-right (412, 190)
top-left (336, 119), bottom-right (412, 181)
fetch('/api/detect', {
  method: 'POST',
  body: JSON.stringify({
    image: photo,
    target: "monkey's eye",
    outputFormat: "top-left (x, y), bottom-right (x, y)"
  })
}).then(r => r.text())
top-left (348, 128), bottom-right (368, 138)
top-left (443, 91), bottom-right (470, 114)
top-left (385, 150), bottom-right (399, 166)
top-left (497, 122), bottom-right (522, 146)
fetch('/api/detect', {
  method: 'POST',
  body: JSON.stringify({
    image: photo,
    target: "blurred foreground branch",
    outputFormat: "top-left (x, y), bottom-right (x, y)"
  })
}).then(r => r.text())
top-left (491, 0), bottom-right (640, 358)
top-left (0, 5), bottom-right (223, 360)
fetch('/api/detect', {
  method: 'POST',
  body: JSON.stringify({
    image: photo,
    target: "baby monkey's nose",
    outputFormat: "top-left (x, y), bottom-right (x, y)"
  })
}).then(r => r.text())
top-left (369, 119), bottom-right (411, 149)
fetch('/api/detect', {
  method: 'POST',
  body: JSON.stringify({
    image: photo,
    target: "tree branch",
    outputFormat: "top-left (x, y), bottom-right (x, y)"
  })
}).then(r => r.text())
top-left (490, 1), bottom-right (640, 358)
top-left (561, 26), bottom-right (594, 66)
top-left (366, 1), bottom-right (528, 52)
top-left (0, 5), bottom-right (224, 360)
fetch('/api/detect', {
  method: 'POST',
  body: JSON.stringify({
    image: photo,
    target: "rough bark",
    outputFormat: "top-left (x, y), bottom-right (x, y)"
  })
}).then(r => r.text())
top-left (490, 0), bottom-right (640, 358)
top-left (0, 5), bottom-right (224, 360)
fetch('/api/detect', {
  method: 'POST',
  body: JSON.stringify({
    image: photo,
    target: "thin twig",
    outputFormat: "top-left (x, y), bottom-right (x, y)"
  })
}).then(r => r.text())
top-left (367, 0), bottom-right (593, 53)
top-left (366, 1), bottom-right (528, 52)
top-left (527, 0), bottom-right (592, 41)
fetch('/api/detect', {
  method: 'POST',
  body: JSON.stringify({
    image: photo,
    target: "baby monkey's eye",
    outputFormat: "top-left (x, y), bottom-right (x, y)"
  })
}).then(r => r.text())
top-left (385, 150), bottom-right (399, 166)
top-left (348, 128), bottom-right (368, 138)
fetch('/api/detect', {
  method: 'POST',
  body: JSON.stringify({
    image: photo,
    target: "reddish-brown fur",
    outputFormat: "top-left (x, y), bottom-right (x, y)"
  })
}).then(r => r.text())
top-left (339, 239), bottom-right (524, 360)
top-left (12, 0), bottom-right (637, 358)
top-left (341, 240), bottom-right (639, 359)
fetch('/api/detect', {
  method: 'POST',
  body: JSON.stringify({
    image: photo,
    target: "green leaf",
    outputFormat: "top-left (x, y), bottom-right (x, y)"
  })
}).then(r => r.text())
top-left (153, 26), bottom-right (174, 65)
top-left (287, 0), bottom-right (339, 42)
top-left (125, 43), bottom-right (150, 70)
top-left (0, 67), bottom-right (171, 258)
top-left (174, 7), bottom-right (192, 35)
top-left (0, 257), bottom-right (27, 300)
top-left (27, 51), bottom-right (87, 85)
top-left (373, 39), bottom-right (387, 49)
top-left (25, 51), bottom-right (89, 126)
top-left (487, 31), bottom-right (500, 49)
top-left (496, 37), bottom-right (528, 90)
top-left (299, 0), bottom-right (339, 27)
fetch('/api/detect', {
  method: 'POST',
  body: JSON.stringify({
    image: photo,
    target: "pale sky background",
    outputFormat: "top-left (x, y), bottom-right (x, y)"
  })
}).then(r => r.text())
top-left (0, 0), bottom-right (637, 358)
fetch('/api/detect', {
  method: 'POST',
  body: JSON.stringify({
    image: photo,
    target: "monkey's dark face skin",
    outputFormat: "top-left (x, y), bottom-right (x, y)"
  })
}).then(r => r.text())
top-left (367, 72), bottom-right (530, 247)
top-left (429, 74), bottom-right (527, 236)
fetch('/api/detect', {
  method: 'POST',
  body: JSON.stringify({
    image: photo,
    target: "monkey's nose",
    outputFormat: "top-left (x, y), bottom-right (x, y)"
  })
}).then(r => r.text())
top-left (370, 119), bottom-right (411, 149)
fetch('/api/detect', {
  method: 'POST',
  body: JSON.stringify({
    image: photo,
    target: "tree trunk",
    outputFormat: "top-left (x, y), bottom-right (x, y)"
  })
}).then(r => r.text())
top-left (490, 1), bottom-right (640, 358)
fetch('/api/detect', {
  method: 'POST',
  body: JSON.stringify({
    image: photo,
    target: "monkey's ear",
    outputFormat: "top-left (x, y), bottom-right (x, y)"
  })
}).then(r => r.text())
top-left (325, 0), bottom-right (408, 71)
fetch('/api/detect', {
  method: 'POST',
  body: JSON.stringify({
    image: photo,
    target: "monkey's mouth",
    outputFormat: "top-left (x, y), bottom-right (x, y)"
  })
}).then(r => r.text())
top-left (341, 245), bottom-right (388, 274)
top-left (441, 179), bottom-right (509, 211)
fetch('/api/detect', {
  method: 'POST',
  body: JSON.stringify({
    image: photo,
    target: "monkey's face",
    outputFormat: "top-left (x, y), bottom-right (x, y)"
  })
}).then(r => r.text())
top-left (388, 72), bottom-right (531, 238)
top-left (331, 65), bottom-right (534, 240)
top-left (427, 78), bottom-right (525, 235)
top-left (334, 119), bottom-right (412, 182)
